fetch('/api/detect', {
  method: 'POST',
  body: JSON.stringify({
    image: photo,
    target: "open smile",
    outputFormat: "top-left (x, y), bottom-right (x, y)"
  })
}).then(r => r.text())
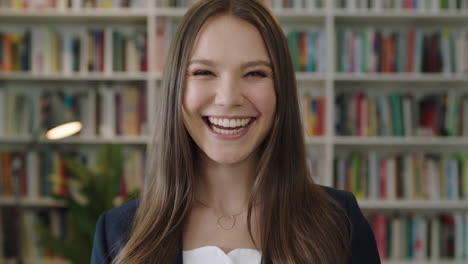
top-left (203, 116), bottom-right (256, 137)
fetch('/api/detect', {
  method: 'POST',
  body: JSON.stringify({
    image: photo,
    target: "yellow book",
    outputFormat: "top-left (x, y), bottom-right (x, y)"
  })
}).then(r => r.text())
top-left (3, 34), bottom-right (13, 72)
top-left (123, 87), bottom-right (139, 136)
top-left (9, 34), bottom-right (21, 71)
top-left (12, 0), bottom-right (22, 9)
top-left (103, 0), bottom-right (112, 8)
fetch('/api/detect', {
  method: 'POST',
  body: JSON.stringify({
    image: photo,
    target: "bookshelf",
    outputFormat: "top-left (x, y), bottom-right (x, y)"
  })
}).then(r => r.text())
top-left (1, 0), bottom-right (468, 263)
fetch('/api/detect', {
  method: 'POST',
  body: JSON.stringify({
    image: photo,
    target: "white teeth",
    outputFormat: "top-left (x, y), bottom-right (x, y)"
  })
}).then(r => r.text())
top-left (207, 117), bottom-right (252, 128)
top-left (212, 125), bottom-right (245, 135)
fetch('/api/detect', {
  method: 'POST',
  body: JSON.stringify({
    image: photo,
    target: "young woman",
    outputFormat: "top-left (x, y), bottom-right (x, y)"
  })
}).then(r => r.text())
top-left (91, 0), bottom-right (380, 263)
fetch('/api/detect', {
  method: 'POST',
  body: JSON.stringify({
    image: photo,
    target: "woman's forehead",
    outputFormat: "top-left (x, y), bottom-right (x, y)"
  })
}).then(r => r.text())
top-left (189, 14), bottom-right (271, 65)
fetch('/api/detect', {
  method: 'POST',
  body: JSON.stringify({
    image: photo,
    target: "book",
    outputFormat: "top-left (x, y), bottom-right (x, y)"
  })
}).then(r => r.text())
top-left (337, 27), bottom-right (466, 74)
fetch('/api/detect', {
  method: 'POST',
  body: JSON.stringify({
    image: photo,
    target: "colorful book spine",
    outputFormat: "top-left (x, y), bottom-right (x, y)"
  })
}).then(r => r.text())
top-left (335, 150), bottom-right (468, 200)
top-left (337, 27), bottom-right (468, 74)
top-left (367, 213), bottom-right (468, 261)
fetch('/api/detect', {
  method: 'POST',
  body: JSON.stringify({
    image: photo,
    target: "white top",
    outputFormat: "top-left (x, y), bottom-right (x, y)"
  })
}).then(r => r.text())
top-left (183, 246), bottom-right (262, 264)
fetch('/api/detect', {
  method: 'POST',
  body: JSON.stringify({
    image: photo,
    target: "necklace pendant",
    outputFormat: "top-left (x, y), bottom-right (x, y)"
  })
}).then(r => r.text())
top-left (217, 215), bottom-right (236, 230)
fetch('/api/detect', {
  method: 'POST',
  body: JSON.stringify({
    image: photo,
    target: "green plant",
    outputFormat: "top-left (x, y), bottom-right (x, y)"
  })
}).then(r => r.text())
top-left (38, 144), bottom-right (138, 264)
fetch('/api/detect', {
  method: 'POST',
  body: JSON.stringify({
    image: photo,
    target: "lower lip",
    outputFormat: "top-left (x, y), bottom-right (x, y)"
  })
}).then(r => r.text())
top-left (205, 119), bottom-right (254, 140)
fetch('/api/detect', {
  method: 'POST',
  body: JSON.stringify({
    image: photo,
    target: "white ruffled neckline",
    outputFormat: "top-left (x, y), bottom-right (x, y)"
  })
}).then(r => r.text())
top-left (183, 245), bottom-right (262, 264)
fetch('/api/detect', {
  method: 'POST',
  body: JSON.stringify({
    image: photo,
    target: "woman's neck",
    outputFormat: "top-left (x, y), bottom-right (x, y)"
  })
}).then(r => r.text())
top-left (195, 151), bottom-right (258, 215)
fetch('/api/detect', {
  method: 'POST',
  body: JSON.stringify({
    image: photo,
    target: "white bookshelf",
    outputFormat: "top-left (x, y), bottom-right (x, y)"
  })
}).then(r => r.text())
top-left (0, 197), bottom-right (66, 207)
top-left (334, 136), bottom-right (468, 146)
top-left (358, 200), bottom-right (468, 211)
top-left (1, 0), bottom-right (468, 263)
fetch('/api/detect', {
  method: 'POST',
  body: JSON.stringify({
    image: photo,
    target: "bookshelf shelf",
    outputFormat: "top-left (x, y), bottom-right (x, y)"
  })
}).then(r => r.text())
top-left (0, 197), bottom-right (66, 207)
top-left (38, 136), bottom-right (150, 145)
top-left (334, 136), bottom-right (468, 146)
top-left (359, 200), bottom-right (468, 212)
top-left (0, 136), bottom-right (33, 143)
top-left (0, 136), bottom-right (150, 145)
top-left (296, 72), bottom-right (327, 82)
top-left (0, 259), bottom-right (69, 264)
top-left (23, 258), bottom-right (70, 264)
top-left (334, 73), bottom-right (468, 82)
top-left (0, 8), bottom-right (148, 21)
top-left (154, 7), bottom-right (188, 16)
top-left (305, 136), bottom-right (328, 145)
top-left (334, 10), bottom-right (468, 19)
top-left (0, 72), bottom-right (149, 81)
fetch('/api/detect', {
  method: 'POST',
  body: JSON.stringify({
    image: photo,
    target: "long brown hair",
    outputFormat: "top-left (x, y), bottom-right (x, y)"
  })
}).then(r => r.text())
top-left (114, 0), bottom-right (351, 263)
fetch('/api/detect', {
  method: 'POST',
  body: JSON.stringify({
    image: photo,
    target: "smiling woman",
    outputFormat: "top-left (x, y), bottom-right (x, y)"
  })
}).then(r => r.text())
top-left (183, 14), bottom-right (276, 165)
top-left (90, 1), bottom-right (381, 264)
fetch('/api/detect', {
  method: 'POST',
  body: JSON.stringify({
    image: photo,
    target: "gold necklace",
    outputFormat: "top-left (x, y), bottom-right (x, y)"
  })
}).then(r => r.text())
top-left (194, 199), bottom-right (248, 230)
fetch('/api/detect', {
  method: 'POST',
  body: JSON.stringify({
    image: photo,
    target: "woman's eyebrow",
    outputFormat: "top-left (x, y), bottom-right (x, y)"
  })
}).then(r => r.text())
top-left (188, 59), bottom-right (272, 69)
top-left (189, 59), bottom-right (217, 66)
top-left (240, 60), bottom-right (272, 69)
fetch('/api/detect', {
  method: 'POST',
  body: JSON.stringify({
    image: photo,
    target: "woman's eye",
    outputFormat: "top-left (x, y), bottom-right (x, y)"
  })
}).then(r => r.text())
top-left (193, 70), bottom-right (213, 76)
top-left (247, 71), bottom-right (267, 78)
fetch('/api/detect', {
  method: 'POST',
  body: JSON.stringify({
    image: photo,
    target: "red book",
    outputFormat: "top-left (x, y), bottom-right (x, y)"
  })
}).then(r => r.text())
top-left (419, 96), bottom-right (439, 136)
top-left (380, 159), bottom-right (387, 199)
top-left (390, 34), bottom-right (396, 72)
top-left (17, 153), bottom-right (27, 197)
top-left (99, 30), bottom-right (105, 72)
top-left (345, 160), bottom-right (352, 191)
top-left (60, 158), bottom-right (68, 196)
top-left (316, 97), bottom-right (325, 135)
top-left (356, 92), bottom-right (364, 136)
top-left (141, 36), bottom-right (148, 72)
top-left (407, 29), bottom-right (416, 72)
top-left (372, 214), bottom-right (388, 259)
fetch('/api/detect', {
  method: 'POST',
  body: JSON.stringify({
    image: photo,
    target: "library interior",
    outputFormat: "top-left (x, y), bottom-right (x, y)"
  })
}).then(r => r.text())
top-left (1, 0), bottom-right (468, 263)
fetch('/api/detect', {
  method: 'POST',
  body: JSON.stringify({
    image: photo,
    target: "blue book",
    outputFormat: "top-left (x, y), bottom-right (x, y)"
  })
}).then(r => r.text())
top-left (306, 30), bottom-right (315, 72)
top-left (414, 29), bottom-right (424, 73)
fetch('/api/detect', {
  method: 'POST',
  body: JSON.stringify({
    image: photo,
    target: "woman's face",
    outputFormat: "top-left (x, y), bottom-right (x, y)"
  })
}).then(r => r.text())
top-left (182, 14), bottom-right (276, 165)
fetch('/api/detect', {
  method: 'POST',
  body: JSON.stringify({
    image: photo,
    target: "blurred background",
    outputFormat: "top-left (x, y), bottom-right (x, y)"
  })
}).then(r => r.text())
top-left (1, 0), bottom-right (468, 263)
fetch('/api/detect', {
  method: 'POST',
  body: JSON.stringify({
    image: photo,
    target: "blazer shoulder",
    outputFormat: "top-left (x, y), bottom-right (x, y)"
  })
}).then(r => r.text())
top-left (319, 185), bottom-right (381, 264)
top-left (91, 199), bottom-right (140, 264)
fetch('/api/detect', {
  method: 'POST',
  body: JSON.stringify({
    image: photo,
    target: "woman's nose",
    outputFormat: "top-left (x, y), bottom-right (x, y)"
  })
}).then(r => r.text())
top-left (214, 77), bottom-right (244, 107)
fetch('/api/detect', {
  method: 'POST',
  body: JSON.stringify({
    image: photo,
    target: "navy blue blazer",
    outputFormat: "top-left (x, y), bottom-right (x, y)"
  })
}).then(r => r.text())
top-left (91, 186), bottom-right (381, 263)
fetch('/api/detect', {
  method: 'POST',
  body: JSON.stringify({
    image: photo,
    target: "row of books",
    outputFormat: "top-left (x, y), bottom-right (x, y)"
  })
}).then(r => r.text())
top-left (155, 18), bottom-right (328, 74)
top-left (335, 91), bottom-right (468, 137)
top-left (303, 94), bottom-right (325, 136)
top-left (260, 0), bottom-right (324, 9)
top-left (0, 89), bottom-right (35, 137)
top-left (0, 84), bottom-right (148, 137)
top-left (0, 148), bottom-right (144, 198)
top-left (286, 28), bottom-right (327, 73)
top-left (155, 17), bottom-right (175, 73)
top-left (336, 0), bottom-right (468, 11)
top-left (0, 0), bottom-right (145, 9)
top-left (0, 26), bottom-right (147, 74)
top-left (156, 0), bottom-right (324, 9)
top-left (335, 151), bottom-right (468, 200)
top-left (0, 208), bottom-right (66, 259)
top-left (368, 213), bottom-right (468, 260)
top-left (336, 28), bottom-right (468, 74)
